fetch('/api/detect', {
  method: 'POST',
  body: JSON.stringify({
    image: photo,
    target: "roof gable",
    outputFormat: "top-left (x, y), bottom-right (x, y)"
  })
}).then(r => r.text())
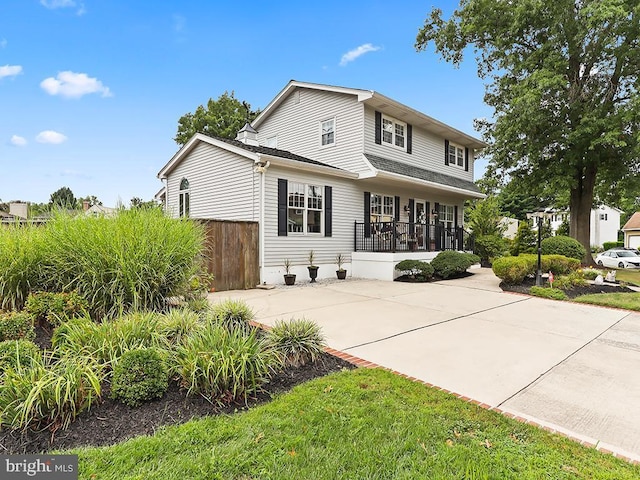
top-left (623, 212), bottom-right (640, 231)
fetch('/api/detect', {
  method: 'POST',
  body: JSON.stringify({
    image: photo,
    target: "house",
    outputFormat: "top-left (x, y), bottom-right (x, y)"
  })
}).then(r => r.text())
top-left (622, 212), bottom-right (640, 249)
top-left (528, 205), bottom-right (621, 247)
top-left (157, 80), bottom-right (486, 285)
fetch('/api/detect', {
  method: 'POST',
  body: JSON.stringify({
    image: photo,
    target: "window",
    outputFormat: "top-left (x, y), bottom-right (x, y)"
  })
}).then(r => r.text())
top-left (178, 178), bottom-right (189, 217)
top-left (321, 118), bottom-right (335, 146)
top-left (448, 143), bottom-right (464, 167)
top-left (438, 204), bottom-right (455, 229)
top-left (381, 115), bottom-right (406, 150)
top-left (265, 135), bottom-right (277, 148)
top-left (600, 213), bottom-right (608, 221)
top-left (288, 182), bottom-right (323, 234)
top-left (370, 193), bottom-right (394, 223)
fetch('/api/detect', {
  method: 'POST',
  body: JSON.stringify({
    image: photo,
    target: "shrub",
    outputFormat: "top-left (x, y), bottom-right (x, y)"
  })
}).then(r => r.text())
top-left (492, 256), bottom-right (532, 284)
top-left (0, 225), bottom-right (46, 311)
top-left (603, 241), bottom-right (624, 251)
top-left (541, 236), bottom-right (586, 261)
top-left (0, 311), bottom-right (35, 341)
top-left (540, 255), bottom-right (581, 274)
top-left (529, 286), bottom-right (568, 301)
top-left (394, 260), bottom-right (434, 281)
top-left (431, 251), bottom-right (477, 279)
top-left (266, 318), bottom-right (326, 368)
top-left (174, 323), bottom-right (274, 403)
top-left (111, 348), bottom-right (169, 407)
top-left (580, 267), bottom-right (603, 280)
top-left (210, 299), bottom-right (255, 331)
top-left (0, 354), bottom-right (103, 431)
top-left (25, 291), bottom-right (89, 327)
top-left (550, 271), bottom-right (587, 290)
top-left (0, 340), bottom-right (41, 374)
top-left (473, 234), bottom-right (509, 265)
top-left (39, 209), bottom-right (205, 318)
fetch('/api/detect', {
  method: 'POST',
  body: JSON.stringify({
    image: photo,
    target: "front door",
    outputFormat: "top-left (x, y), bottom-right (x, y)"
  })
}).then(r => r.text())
top-left (414, 200), bottom-right (426, 249)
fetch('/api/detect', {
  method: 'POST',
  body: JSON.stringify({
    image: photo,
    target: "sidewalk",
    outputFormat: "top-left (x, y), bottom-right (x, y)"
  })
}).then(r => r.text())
top-left (210, 269), bottom-right (640, 461)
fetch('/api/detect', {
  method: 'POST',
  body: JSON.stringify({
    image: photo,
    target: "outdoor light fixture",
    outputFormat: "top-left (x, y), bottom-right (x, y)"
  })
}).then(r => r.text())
top-left (404, 205), bottom-right (410, 213)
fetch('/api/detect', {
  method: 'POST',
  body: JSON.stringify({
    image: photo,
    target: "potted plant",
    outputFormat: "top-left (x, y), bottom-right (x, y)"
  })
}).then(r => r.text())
top-left (307, 250), bottom-right (319, 283)
top-left (283, 259), bottom-right (296, 286)
top-left (335, 253), bottom-right (347, 279)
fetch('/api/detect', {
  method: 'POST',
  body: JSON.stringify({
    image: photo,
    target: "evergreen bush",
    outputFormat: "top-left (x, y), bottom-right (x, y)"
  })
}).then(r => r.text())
top-left (25, 291), bottom-right (88, 327)
top-left (541, 236), bottom-right (586, 261)
top-left (394, 260), bottom-right (434, 281)
top-left (0, 311), bottom-right (35, 342)
top-left (111, 348), bottom-right (169, 407)
top-left (430, 251), bottom-right (477, 279)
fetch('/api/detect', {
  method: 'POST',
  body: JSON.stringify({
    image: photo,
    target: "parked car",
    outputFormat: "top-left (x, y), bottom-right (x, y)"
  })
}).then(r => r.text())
top-left (595, 249), bottom-right (640, 268)
top-left (611, 247), bottom-right (640, 256)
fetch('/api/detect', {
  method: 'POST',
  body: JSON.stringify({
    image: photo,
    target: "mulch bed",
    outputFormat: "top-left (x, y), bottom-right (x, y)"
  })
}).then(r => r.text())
top-left (395, 271), bottom-right (474, 283)
top-left (500, 277), bottom-right (636, 299)
top-left (0, 327), bottom-right (355, 455)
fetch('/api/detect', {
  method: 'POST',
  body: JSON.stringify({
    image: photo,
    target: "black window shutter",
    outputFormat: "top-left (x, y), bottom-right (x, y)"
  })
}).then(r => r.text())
top-left (444, 139), bottom-right (450, 165)
top-left (454, 205), bottom-right (459, 228)
top-left (465, 147), bottom-right (469, 172)
top-left (324, 186), bottom-right (332, 237)
top-left (364, 192), bottom-right (371, 237)
top-left (374, 111), bottom-right (382, 145)
top-left (394, 196), bottom-right (400, 221)
top-left (277, 179), bottom-right (288, 236)
top-left (407, 124), bottom-right (412, 154)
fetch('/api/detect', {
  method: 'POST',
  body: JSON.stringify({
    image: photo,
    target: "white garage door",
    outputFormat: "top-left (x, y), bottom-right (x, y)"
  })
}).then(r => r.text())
top-left (629, 235), bottom-right (640, 249)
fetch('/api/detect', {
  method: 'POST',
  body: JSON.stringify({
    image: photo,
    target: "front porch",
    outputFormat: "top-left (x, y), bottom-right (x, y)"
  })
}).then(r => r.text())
top-left (354, 221), bottom-right (473, 253)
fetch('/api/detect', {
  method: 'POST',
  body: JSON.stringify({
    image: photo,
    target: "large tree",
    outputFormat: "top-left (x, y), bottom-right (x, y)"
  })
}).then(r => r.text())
top-left (174, 91), bottom-right (260, 146)
top-left (416, 0), bottom-right (640, 262)
top-left (49, 187), bottom-right (77, 209)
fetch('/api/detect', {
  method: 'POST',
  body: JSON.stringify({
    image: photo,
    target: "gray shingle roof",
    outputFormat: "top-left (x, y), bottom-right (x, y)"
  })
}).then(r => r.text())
top-left (214, 136), bottom-right (342, 170)
top-left (364, 153), bottom-right (481, 194)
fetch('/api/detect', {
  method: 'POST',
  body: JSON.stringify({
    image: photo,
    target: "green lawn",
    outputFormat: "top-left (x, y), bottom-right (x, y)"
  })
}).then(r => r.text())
top-left (612, 268), bottom-right (640, 287)
top-left (574, 292), bottom-right (640, 311)
top-left (74, 368), bottom-right (639, 480)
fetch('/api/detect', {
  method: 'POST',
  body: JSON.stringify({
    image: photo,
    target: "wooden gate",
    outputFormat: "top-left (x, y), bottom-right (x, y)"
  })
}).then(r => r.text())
top-left (200, 219), bottom-right (259, 291)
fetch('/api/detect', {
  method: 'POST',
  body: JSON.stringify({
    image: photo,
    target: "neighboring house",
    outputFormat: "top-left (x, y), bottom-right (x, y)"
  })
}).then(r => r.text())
top-left (157, 80), bottom-right (486, 285)
top-left (499, 217), bottom-right (519, 240)
top-left (528, 205), bottom-right (621, 247)
top-left (622, 212), bottom-right (640, 249)
top-left (84, 204), bottom-right (117, 217)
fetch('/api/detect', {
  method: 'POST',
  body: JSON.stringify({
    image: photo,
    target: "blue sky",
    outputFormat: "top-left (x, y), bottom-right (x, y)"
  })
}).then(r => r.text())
top-left (0, 0), bottom-right (491, 207)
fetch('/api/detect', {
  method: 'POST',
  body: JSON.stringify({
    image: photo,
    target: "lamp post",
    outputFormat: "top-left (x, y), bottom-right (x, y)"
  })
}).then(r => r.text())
top-left (536, 212), bottom-right (543, 286)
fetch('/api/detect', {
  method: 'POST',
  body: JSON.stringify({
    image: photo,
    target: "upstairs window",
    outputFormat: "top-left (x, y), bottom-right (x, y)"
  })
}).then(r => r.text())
top-left (448, 143), bottom-right (464, 168)
top-left (321, 118), bottom-right (335, 146)
top-left (381, 115), bottom-right (406, 150)
top-left (178, 178), bottom-right (190, 217)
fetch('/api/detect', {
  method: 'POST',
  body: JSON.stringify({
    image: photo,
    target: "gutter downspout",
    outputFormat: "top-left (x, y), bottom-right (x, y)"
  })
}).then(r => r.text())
top-left (254, 157), bottom-right (270, 285)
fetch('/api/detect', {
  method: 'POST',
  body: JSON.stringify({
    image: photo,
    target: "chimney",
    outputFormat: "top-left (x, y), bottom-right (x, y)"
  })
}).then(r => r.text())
top-left (236, 123), bottom-right (259, 146)
top-left (9, 202), bottom-right (28, 219)
top-left (83, 201), bottom-right (90, 212)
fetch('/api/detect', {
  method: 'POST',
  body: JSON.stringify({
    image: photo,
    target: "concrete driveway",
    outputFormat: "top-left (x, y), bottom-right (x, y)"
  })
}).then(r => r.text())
top-left (210, 268), bottom-right (640, 461)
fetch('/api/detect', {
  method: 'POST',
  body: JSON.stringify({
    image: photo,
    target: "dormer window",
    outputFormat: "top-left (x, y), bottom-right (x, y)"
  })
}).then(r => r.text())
top-left (382, 115), bottom-right (406, 150)
top-left (321, 118), bottom-right (335, 146)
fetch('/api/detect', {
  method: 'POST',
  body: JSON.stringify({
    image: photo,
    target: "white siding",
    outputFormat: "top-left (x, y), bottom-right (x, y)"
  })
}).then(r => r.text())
top-left (256, 88), bottom-right (370, 174)
top-left (363, 106), bottom-right (475, 183)
top-left (263, 165), bottom-right (362, 269)
top-left (166, 142), bottom-right (258, 221)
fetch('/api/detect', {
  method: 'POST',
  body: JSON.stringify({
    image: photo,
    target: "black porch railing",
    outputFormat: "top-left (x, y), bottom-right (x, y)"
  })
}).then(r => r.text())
top-left (354, 221), bottom-right (474, 253)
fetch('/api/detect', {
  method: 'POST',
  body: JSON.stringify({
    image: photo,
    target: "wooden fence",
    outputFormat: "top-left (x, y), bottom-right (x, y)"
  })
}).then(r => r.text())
top-left (200, 219), bottom-right (259, 291)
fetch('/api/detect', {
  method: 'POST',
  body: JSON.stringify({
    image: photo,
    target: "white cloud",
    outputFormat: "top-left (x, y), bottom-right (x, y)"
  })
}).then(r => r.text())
top-left (0, 65), bottom-right (23, 79)
top-left (36, 130), bottom-right (68, 144)
top-left (10, 135), bottom-right (27, 147)
top-left (0, 39), bottom-right (7, 49)
top-left (40, 71), bottom-right (112, 98)
top-left (41, 1), bottom-right (86, 16)
top-left (339, 43), bottom-right (381, 66)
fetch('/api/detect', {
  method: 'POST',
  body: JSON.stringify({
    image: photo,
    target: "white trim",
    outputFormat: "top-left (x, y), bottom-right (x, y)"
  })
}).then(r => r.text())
top-left (447, 141), bottom-right (465, 169)
top-left (376, 170), bottom-right (486, 199)
top-left (258, 154), bottom-right (358, 179)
